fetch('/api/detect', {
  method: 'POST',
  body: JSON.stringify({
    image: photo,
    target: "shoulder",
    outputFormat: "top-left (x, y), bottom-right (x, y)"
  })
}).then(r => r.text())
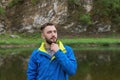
top-left (64, 45), bottom-right (75, 57)
top-left (64, 45), bottom-right (74, 54)
top-left (29, 48), bottom-right (41, 61)
top-left (64, 45), bottom-right (73, 51)
top-left (30, 48), bottom-right (40, 57)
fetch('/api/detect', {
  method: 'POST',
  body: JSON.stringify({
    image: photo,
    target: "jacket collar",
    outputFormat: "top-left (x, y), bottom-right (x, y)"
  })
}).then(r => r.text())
top-left (38, 40), bottom-right (66, 60)
top-left (39, 40), bottom-right (66, 53)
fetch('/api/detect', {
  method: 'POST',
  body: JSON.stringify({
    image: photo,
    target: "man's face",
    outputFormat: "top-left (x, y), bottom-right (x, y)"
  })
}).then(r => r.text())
top-left (42, 25), bottom-right (58, 45)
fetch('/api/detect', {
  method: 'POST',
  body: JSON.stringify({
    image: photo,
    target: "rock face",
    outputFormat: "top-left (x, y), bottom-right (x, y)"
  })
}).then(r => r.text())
top-left (0, 0), bottom-right (68, 33)
top-left (0, 23), bottom-right (5, 34)
top-left (0, 0), bottom-right (117, 35)
top-left (18, 0), bottom-right (68, 33)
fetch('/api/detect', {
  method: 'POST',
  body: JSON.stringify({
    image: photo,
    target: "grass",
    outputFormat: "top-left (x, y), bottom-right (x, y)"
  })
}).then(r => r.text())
top-left (0, 33), bottom-right (120, 48)
top-left (0, 38), bottom-right (41, 45)
top-left (0, 34), bottom-right (120, 55)
top-left (0, 47), bottom-right (35, 55)
top-left (73, 46), bottom-right (120, 51)
top-left (0, 36), bottom-right (120, 45)
top-left (62, 38), bottom-right (120, 44)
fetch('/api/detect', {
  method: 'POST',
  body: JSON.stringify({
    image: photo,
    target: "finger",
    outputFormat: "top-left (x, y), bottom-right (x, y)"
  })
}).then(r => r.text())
top-left (51, 43), bottom-right (55, 45)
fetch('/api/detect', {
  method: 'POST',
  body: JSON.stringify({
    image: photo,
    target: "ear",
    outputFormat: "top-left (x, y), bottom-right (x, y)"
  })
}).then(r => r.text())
top-left (41, 33), bottom-right (45, 39)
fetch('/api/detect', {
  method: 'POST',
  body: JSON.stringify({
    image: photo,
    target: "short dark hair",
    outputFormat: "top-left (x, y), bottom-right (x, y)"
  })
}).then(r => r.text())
top-left (40, 23), bottom-right (55, 32)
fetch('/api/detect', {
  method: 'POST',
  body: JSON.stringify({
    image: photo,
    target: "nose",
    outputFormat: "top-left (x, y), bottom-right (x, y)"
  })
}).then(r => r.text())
top-left (51, 31), bottom-right (55, 36)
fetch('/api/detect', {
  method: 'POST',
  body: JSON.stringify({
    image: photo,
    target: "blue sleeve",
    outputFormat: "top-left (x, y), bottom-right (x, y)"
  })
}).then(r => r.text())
top-left (27, 49), bottom-right (38, 80)
top-left (54, 46), bottom-right (77, 75)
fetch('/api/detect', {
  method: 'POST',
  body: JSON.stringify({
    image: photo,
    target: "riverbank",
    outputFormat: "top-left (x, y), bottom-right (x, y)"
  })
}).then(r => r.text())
top-left (0, 35), bottom-right (120, 80)
top-left (0, 46), bottom-right (120, 80)
top-left (1, 36), bottom-right (120, 47)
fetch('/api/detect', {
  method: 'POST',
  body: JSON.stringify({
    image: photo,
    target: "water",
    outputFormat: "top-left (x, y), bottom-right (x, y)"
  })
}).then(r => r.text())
top-left (70, 49), bottom-right (120, 80)
top-left (0, 47), bottom-right (120, 80)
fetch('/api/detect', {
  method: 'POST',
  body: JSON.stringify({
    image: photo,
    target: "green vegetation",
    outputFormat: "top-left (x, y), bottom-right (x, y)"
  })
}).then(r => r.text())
top-left (74, 46), bottom-right (120, 51)
top-left (62, 38), bottom-right (120, 44)
top-left (79, 14), bottom-right (92, 25)
top-left (92, 0), bottom-right (120, 23)
top-left (92, 0), bottom-right (120, 31)
top-left (8, 0), bottom-right (23, 8)
top-left (31, 0), bottom-right (38, 5)
top-left (0, 33), bottom-right (41, 45)
top-left (0, 36), bottom-right (120, 55)
top-left (93, 0), bottom-right (120, 30)
top-left (1, 35), bottom-right (120, 55)
top-left (68, 0), bottom-right (120, 30)
top-left (0, 47), bottom-right (34, 55)
top-left (0, 34), bottom-right (120, 54)
top-left (0, 37), bottom-right (41, 45)
top-left (7, 0), bottom-right (38, 8)
top-left (0, 34), bottom-right (120, 46)
top-left (62, 38), bottom-right (120, 48)
top-left (0, 6), bottom-right (6, 15)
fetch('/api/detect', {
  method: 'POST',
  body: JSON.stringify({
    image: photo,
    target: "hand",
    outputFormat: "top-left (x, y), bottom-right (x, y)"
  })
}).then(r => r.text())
top-left (50, 43), bottom-right (59, 52)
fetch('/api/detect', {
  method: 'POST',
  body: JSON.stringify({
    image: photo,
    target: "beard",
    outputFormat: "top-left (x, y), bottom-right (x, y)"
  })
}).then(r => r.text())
top-left (45, 37), bottom-right (57, 45)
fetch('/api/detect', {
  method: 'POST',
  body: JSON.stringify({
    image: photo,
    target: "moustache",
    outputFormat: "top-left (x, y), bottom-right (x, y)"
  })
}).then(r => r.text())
top-left (50, 36), bottom-right (56, 39)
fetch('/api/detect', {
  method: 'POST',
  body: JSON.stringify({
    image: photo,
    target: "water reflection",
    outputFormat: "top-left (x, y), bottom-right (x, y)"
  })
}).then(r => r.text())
top-left (70, 49), bottom-right (120, 80)
top-left (0, 47), bottom-right (120, 80)
top-left (0, 54), bottom-right (27, 80)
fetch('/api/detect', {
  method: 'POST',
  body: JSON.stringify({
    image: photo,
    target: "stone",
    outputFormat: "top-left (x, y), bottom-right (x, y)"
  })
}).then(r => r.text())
top-left (0, 23), bottom-right (5, 34)
top-left (10, 35), bottom-right (20, 38)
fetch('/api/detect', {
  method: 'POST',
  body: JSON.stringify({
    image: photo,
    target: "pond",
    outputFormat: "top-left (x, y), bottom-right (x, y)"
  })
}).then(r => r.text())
top-left (0, 47), bottom-right (120, 80)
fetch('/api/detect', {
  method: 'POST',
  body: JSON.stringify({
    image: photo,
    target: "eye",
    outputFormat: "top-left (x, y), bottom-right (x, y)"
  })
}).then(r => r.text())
top-left (47, 31), bottom-right (52, 34)
top-left (54, 30), bottom-right (57, 33)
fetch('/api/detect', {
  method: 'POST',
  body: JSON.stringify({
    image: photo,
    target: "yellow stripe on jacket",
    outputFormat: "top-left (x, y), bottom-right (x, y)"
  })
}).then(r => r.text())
top-left (38, 40), bottom-right (66, 60)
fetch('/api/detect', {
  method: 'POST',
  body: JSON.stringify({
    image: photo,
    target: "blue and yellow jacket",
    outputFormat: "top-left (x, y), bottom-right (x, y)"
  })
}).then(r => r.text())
top-left (27, 41), bottom-right (77, 80)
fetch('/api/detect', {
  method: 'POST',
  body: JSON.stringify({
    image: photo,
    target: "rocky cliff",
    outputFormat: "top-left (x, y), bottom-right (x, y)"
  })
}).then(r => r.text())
top-left (0, 0), bottom-right (119, 35)
top-left (0, 0), bottom-right (68, 34)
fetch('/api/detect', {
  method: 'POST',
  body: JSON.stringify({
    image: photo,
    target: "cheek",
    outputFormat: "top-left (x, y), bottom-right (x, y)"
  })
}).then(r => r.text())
top-left (44, 34), bottom-right (51, 38)
top-left (55, 33), bottom-right (58, 37)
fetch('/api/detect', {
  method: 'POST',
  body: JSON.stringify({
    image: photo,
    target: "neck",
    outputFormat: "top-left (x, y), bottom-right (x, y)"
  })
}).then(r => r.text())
top-left (45, 42), bottom-right (51, 49)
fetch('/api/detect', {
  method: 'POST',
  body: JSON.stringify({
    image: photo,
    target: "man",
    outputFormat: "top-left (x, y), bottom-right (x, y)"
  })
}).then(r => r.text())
top-left (27, 23), bottom-right (77, 80)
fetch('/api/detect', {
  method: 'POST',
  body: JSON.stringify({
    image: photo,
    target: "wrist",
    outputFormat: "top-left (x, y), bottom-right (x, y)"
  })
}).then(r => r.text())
top-left (54, 48), bottom-right (59, 53)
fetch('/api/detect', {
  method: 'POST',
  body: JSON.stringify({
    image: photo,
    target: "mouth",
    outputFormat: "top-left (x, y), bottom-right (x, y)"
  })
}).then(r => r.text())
top-left (51, 37), bottom-right (57, 42)
top-left (51, 36), bottom-right (56, 39)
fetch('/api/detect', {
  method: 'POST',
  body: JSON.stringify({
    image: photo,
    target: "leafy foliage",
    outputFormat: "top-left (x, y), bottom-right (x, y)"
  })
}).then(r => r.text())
top-left (91, 0), bottom-right (120, 32)
top-left (92, 0), bottom-right (120, 23)
top-left (68, 0), bottom-right (120, 31)
top-left (68, 0), bottom-right (90, 25)
top-left (0, 6), bottom-right (5, 15)
top-left (8, 0), bottom-right (23, 8)
top-left (79, 13), bottom-right (92, 25)
top-left (31, 0), bottom-right (38, 5)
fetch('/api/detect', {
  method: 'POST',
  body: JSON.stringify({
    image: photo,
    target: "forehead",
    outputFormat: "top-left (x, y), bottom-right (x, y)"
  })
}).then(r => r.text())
top-left (44, 25), bottom-right (56, 32)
